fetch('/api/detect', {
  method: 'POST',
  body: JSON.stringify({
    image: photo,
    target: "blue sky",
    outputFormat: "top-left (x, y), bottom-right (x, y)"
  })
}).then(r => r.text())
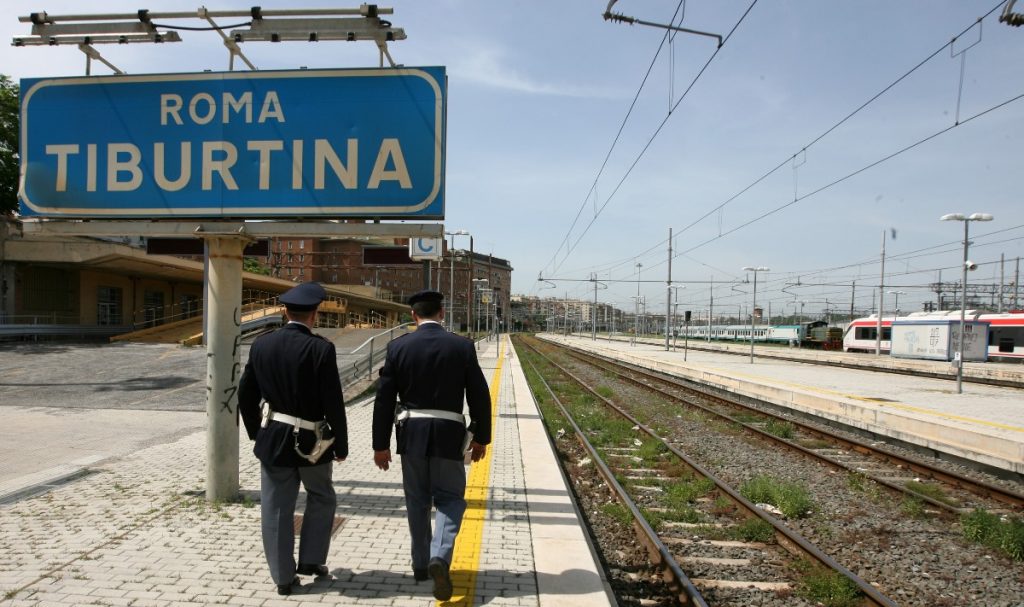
top-left (3, 1), bottom-right (1023, 320)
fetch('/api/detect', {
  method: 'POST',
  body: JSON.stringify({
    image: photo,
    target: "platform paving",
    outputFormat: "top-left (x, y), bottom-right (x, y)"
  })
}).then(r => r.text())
top-left (0, 336), bottom-right (613, 607)
top-left (541, 333), bottom-right (1024, 477)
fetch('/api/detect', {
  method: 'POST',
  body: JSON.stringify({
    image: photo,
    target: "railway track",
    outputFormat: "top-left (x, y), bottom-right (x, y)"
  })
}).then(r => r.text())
top-left (559, 343), bottom-right (1024, 516)
top-left (515, 335), bottom-right (1024, 607)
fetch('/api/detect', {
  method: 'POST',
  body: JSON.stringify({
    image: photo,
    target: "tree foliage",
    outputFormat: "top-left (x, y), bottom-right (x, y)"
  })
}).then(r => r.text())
top-left (243, 257), bottom-right (271, 275)
top-left (0, 75), bottom-right (18, 215)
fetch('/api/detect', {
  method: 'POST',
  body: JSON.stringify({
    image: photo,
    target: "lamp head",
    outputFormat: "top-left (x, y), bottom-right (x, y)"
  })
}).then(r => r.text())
top-left (940, 213), bottom-right (966, 221)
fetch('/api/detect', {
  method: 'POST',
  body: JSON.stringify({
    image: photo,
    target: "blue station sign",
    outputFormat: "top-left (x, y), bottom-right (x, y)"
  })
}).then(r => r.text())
top-left (19, 67), bottom-right (446, 219)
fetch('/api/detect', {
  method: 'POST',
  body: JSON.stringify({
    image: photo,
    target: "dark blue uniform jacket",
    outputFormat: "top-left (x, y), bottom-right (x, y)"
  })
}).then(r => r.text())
top-left (239, 322), bottom-right (348, 467)
top-left (372, 322), bottom-right (491, 461)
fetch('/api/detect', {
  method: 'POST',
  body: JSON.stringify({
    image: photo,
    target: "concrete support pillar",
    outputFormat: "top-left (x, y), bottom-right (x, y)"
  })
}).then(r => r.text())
top-left (204, 236), bottom-right (245, 501)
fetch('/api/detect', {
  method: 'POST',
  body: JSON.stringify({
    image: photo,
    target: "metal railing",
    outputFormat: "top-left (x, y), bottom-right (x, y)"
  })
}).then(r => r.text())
top-left (0, 322), bottom-right (132, 339)
top-left (347, 309), bottom-right (389, 329)
top-left (0, 313), bottom-right (82, 325)
top-left (338, 322), bottom-right (414, 386)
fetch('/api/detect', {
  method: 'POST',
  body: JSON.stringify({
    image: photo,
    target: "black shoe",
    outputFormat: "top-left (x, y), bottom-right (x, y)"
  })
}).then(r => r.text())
top-left (296, 563), bottom-right (329, 577)
top-left (276, 575), bottom-right (300, 595)
top-left (427, 557), bottom-right (452, 601)
top-left (413, 567), bottom-right (428, 582)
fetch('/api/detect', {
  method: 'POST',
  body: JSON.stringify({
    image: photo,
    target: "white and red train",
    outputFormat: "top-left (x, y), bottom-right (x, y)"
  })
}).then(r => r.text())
top-left (842, 311), bottom-right (1024, 361)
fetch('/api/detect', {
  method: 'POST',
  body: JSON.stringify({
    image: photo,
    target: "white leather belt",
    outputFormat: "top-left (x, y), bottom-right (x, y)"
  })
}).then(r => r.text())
top-left (268, 411), bottom-right (318, 431)
top-left (396, 408), bottom-right (465, 424)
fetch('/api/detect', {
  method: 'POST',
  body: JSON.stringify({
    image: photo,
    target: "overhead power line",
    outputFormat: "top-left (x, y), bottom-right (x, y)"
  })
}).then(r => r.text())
top-left (539, 1), bottom-right (759, 285)
top-left (544, 1), bottom-right (1013, 290)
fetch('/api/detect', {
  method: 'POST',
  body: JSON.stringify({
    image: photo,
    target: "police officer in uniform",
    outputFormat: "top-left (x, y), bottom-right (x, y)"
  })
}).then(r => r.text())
top-left (239, 282), bottom-right (348, 596)
top-left (372, 289), bottom-right (491, 601)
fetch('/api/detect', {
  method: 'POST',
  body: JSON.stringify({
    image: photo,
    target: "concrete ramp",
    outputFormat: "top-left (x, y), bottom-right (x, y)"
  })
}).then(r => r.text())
top-left (110, 317), bottom-right (203, 344)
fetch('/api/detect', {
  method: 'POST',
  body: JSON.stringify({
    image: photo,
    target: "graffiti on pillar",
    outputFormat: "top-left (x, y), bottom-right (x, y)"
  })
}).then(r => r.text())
top-left (221, 306), bottom-right (242, 418)
top-left (204, 305), bottom-right (243, 421)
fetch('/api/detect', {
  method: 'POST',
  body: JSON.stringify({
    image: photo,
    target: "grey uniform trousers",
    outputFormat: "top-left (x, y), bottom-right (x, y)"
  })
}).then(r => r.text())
top-left (260, 462), bottom-right (336, 585)
top-left (401, 454), bottom-right (467, 569)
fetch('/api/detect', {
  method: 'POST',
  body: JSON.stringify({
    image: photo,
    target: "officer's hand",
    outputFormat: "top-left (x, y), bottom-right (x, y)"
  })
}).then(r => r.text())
top-left (334, 457), bottom-right (346, 463)
top-left (469, 441), bottom-right (487, 462)
top-left (374, 449), bottom-right (392, 471)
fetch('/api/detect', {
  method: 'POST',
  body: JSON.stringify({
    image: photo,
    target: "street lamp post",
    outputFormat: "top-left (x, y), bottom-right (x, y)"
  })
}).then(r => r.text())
top-left (670, 285), bottom-right (685, 353)
top-left (445, 230), bottom-right (469, 332)
top-left (634, 262), bottom-right (643, 345)
top-left (472, 278), bottom-right (488, 345)
top-left (742, 266), bottom-right (770, 363)
top-left (940, 212), bottom-right (993, 394)
top-left (887, 290), bottom-right (906, 317)
top-left (673, 285), bottom-right (690, 361)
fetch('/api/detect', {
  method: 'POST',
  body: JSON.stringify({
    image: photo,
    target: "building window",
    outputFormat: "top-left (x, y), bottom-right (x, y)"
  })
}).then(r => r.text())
top-left (299, 240), bottom-right (305, 250)
top-left (97, 286), bottom-right (123, 326)
top-left (288, 241), bottom-right (293, 250)
top-left (22, 266), bottom-right (74, 313)
top-left (143, 290), bottom-right (165, 328)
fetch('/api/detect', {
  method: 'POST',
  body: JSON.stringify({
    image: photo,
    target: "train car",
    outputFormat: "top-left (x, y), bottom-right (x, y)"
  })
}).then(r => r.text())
top-left (843, 311), bottom-right (1024, 362)
top-left (981, 312), bottom-right (1024, 361)
top-left (768, 325), bottom-right (802, 343)
top-left (842, 315), bottom-right (896, 353)
top-left (804, 322), bottom-right (844, 350)
top-left (680, 323), bottom-right (808, 345)
top-left (681, 323), bottom-right (777, 342)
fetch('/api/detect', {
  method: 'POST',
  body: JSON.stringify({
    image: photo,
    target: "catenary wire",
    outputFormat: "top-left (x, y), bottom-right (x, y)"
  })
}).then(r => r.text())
top-left (542, 0), bottom-right (759, 283)
top-left (544, 1), bottom-right (1011, 291)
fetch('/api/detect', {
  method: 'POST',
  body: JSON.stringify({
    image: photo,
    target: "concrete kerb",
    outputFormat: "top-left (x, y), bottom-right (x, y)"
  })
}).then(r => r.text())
top-left (541, 335), bottom-right (1024, 477)
top-left (0, 455), bottom-right (105, 506)
top-left (505, 339), bottom-right (616, 607)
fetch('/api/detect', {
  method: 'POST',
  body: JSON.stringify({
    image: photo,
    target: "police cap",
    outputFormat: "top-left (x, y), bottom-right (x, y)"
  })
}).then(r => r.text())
top-left (408, 289), bottom-right (444, 306)
top-left (279, 282), bottom-right (326, 311)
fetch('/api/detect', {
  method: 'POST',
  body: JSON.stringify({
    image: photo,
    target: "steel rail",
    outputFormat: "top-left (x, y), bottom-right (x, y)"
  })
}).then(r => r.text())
top-left (521, 352), bottom-right (708, 607)
top-left (564, 344), bottom-right (1024, 512)
top-left (521, 337), bottom-right (897, 607)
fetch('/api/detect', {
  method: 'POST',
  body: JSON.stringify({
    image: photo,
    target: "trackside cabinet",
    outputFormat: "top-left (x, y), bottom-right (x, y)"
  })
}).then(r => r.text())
top-left (890, 319), bottom-right (989, 361)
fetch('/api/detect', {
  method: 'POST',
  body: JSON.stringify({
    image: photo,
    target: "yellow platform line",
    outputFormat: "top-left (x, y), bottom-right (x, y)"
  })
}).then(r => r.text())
top-left (444, 336), bottom-right (507, 606)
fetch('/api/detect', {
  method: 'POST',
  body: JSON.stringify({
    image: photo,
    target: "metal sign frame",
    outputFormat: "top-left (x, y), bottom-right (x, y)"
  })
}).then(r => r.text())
top-left (11, 5), bottom-right (446, 503)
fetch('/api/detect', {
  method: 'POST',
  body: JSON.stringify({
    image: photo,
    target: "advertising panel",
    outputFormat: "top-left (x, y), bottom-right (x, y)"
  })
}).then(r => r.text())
top-left (19, 67), bottom-right (446, 219)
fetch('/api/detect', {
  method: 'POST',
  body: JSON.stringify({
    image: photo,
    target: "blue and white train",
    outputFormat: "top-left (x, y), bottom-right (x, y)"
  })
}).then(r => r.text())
top-left (677, 320), bottom-right (841, 348)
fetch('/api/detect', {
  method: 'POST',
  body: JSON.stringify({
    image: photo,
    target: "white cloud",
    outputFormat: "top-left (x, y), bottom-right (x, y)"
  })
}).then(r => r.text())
top-left (449, 46), bottom-right (621, 99)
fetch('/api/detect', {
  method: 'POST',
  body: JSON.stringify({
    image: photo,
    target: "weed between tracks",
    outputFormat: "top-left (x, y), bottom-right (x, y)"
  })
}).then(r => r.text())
top-left (740, 475), bottom-right (815, 519)
top-left (793, 560), bottom-right (862, 607)
top-left (961, 509), bottom-right (1024, 561)
top-left (904, 480), bottom-right (959, 507)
